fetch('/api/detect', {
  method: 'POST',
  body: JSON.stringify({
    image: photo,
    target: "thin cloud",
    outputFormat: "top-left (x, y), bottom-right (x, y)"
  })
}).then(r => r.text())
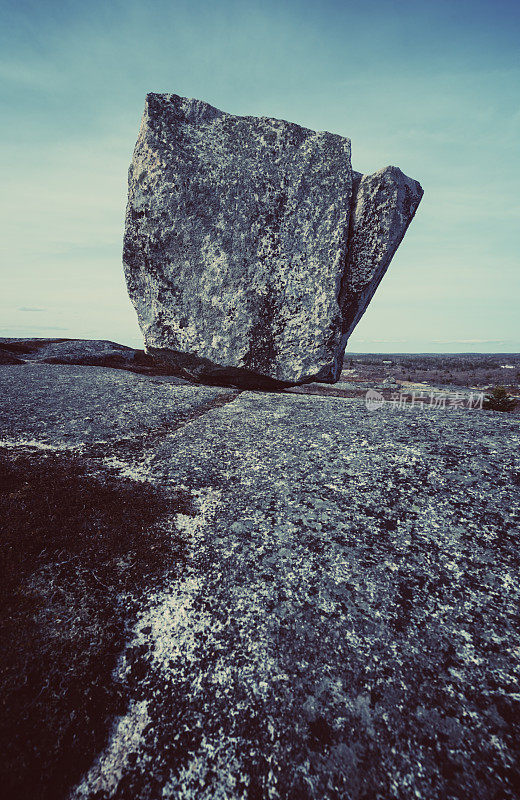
top-left (0, 325), bottom-right (68, 332)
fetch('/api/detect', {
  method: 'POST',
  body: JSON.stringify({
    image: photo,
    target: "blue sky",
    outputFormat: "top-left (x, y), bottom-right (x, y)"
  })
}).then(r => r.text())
top-left (1, 0), bottom-right (519, 352)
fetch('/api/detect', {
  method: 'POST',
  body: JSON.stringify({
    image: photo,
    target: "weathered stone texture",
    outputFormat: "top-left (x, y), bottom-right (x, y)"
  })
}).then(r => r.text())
top-left (341, 166), bottom-right (424, 337)
top-left (1, 364), bottom-right (519, 800)
top-left (124, 94), bottom-right (423, 386)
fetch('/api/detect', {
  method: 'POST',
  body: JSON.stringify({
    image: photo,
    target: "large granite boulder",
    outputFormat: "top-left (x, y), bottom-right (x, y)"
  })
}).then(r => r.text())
top-left (124, 94), bottom-right (423, 387)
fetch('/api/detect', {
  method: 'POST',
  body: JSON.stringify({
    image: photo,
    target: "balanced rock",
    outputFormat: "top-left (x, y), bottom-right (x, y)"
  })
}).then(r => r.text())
top-left (124, 93), bottom-right (423, 386)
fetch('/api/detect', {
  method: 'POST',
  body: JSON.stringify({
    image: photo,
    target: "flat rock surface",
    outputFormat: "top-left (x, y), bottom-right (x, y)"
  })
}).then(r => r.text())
top-left (0, 364), bottom-right (233, 447)
top-left (1, 364), bottom-right (519, 799)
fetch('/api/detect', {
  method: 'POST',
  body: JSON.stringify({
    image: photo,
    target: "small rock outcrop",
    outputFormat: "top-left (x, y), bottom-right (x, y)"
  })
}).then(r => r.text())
top-left (124, 93), bottom-right (423, 386)
top-left (340, 167), bottom-right (423, 338)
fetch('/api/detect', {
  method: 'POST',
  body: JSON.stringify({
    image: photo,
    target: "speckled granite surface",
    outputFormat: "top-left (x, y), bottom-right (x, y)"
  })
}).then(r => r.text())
top-left (0, 364), bottom-right (233, 448)
top-left (123, 94), bottom-right (422, 386)
top-left (1, 365), bottom-right (519, 799)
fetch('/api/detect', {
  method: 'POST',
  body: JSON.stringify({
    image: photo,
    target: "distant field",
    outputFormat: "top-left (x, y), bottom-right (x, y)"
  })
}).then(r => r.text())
top-left (343, 353), bottom-right (520, 390)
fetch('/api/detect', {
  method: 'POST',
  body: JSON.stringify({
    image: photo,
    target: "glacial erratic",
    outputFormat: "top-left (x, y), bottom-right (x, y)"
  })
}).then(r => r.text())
top-left (123, 93), bottom-right (423, 387)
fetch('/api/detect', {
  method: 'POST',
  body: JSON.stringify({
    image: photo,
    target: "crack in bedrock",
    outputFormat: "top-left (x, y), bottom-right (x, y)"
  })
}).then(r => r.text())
top-left (77, 390), bottom-right (243, 461)
top-left (166, 390), bottom-right (242, 433)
